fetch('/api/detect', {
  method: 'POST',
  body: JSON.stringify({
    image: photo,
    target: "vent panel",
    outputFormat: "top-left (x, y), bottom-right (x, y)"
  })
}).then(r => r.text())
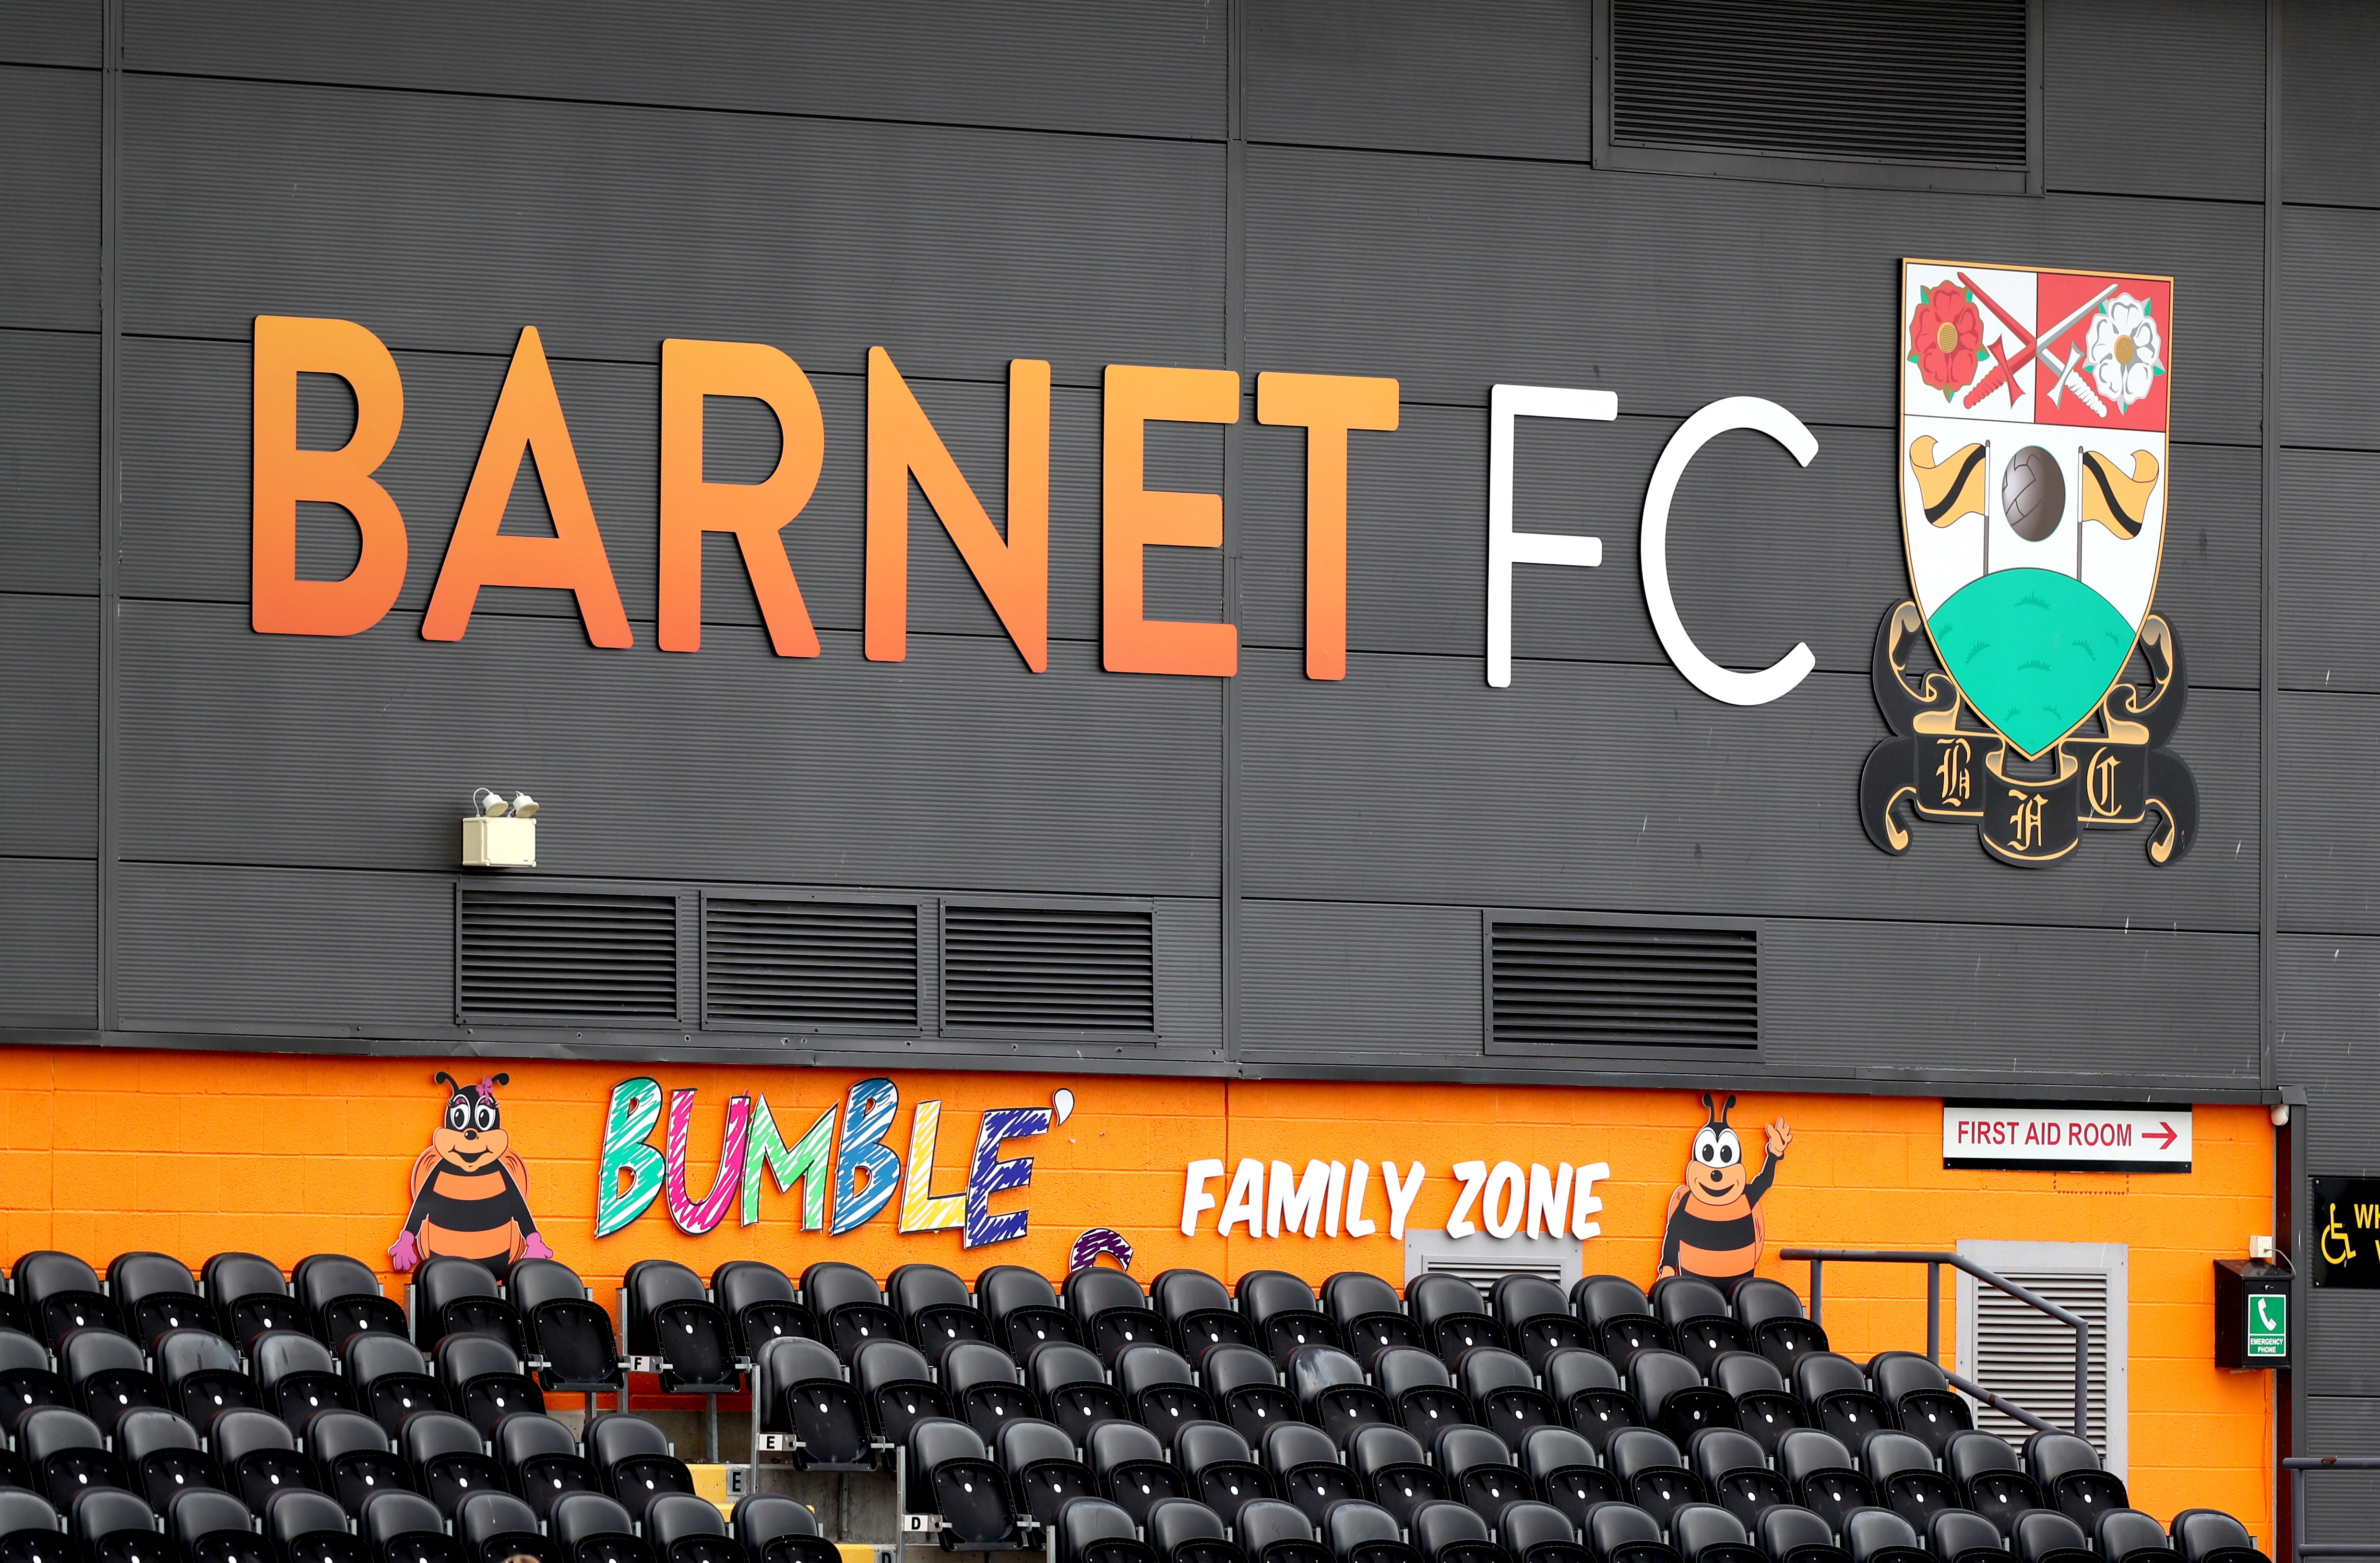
top-left (458, 890), bottom-right (678, 1022)
top-left (943, 903), bottom-right (1155, 1033)
top-left (1972, 1270), bottom-right (2109, 1455)
top-left (1491, 922), bottom-right (1757, 1051)
top-left (1610, 0), bottom-right (2029, 168)
top-left (702, 898), bottom-right (920, 1029)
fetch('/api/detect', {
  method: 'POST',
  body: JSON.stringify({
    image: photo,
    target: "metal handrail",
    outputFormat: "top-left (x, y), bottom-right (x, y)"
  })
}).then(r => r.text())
top-left (2285, 1458), bottom-right (2380, 1560)
top-left (1778, 1246), bottom-right (2090, 1437)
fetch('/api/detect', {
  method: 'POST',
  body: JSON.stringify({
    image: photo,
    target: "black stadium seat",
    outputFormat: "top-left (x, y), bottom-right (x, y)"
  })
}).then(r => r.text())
top-left (1238, 1501), bottom-right (1331, 1563)
top-left (978, 1267), bottom-right (1073, 1361)
top-left (731, 1494), bottom-right (840, 1563)
top-left (1519, 1425), bottom-right (1620, 1525)
top-left (410, 1259), bottom-right (522, 1354)
top-left (1429, 1425), bottom-right (1524, 1524)
top-left (117, 1408), bottom-right (219, 1512)
top-left (908, 1418), bottom-right (1017, 1551)
top-left (1758, 1506), bottom-right (1849, 1563)
top-left (1539, 1349), bottom-right (1635, 1455)
top-left (1791, 1355), bottom-right (1895, 1448)
top-left (2169, 1511), bottom-right (2267, 1563)
top-left (709, 1263), bottom-right (810, 1362)
top-left (1407, 1500), bottom-right (1500, 1563)
top-left (1056, 1497), bottom-right (1153, 1563)
top-left (361, 1488), bottom-right (466, 1563)
top-left (1406, 1278), bottom-right (1497, 1366)
top-left (623, 1264), bottom-right (737, 1396)
top-left (1625, 1350), bottom-right (1733, 1448)
top-left (70, 1488), bottom-right (168, 1563)
top-left (643, 1492), bottom-right (741, 1563)
top-left (0, 1491), bottom-right (64, 1563)
top-left (1347, 1424), bottom-right (1443, 1529)
top-left (1499, 1501), bottom-right (1589, 1563)
top-left (799, 1264), bottom-right (897, 1364)
top-left (1672, 1503), bottom-right (1764, 1563)
top-left (1321, 1499), bottom-right (1421, 1563)
top-left (1157, 1270), bottom-right (1255, 1362)
top-left (2094, 1510), bottom-right (2181, 1563)
top-left (1028, 1342), bottom-right (1127, 1446)
top-left (305, 1409), bottom-right (409, 1517)
top-left (21, 1406), bottom-right (130, 1509)
top-left (2023, 1432), bottom-right (2127, 1523)
top-left (167, 1487), bottom-right (268, 1563)
top-left (1863, 1429), bottom-right (1964, 1527)
top-left (1176, 1422), bottom-right (1272, 1528)
top-left (942, 1340), bottom-right (1037, 1441)
top-left (293, 1259), bottom-right (407, 1350)
top-left (1707, 1353), bottom-right (1800, 1456)
top-left (851, 1338), bottom-right (947, 1443)
top-left (1263, 1422), bottom-right (1360, 1526)
top-left (1686, 1427), bottom-right (1789, 1527)
top-left (1866, 1356), bottom-right (1969, 1460)
top-left (494, 1410), bottom-right (602, 1520)
top-left (210, 1409), bottom-right (319, 1518)
top-left (508, 1259), bottom-right (622, 1396)
top-left (1066, 1270), bottom-right (1166, 1368)
top-left (1373, 1347), bottom-right (1468, 1439)
top-left (1204, 1345), bottom-right (1300, 1443)
top-left (2009, 1510), bottom-right (2091, 1563)
top-left (1117, 1343), bottom-right (1214, 1438)
top-left (753, 1337), bottom-right (871, 1471)
top-left (1605, 1427), bottom-right (1706, 1531)
top-left (1582, 1501), bottom-right (1679, 1563)
top-left (1321, 1276), bottom-right (1414, 1366)
top-left (266, 1486), bottom-right (371, 1563)
top-left (1649, 1280), bottom-right (1745, 1377)
top-left (547, 1491), bottom-right (652, 1563)
top-left (1453, 1347), bottom-right (1558, 1445)
top-left (584, 1413), bottom-right (694, 1526)
top-left (1727, 1281), bottom-right (1823, 1370)
top-left (1843, 1508), bottom-right (1929, 1563)
top-left (995, 1417), bottom-right (1094, 1527)
top-left (252, 1332), bottom-right (344, 1436)
top-left (1930, 1511), bottom-right (2014, 1563)
top-left (1240, 1273), bottom-right (1338, 1366)
top-left (108, 1257), bottom-right (217, 1352)
top-left (16, 1255), bottom-right (122, 1350)
top-left (1572, 1279), bottom-right (1666, 1362)
top-left (158, 1330), bottom-right (256, 1432)
top-left (1144, 1497), bottom-right (1238, 1563)
top-left (204, 1257), bottom-right (305, 1355)
top-left (433, 1335), bottom-right (543, 1436)
top-left (0, 1327), bottom-right (71, 1439)
top-left (61, 1328), bottom-right (165, 1437)
top-left (455, 1489), bottom-right (550, 1563)
top-left (1945, 1432), bottom-right (2043, 1537)
top-left (1085, 1421), bottom-right (1188, 1528)
top-left (1775, 1430), bottom-right (1873, 1535)
top-left (397, 1410), bottom-right (504, 1521)
top-left (888, 1265), bottom-right (990, 1366)
top-left (1286, 1347), bottom-right (1390, 1446)
top-left (339, 1335), bottom-right (436, 1437)
top-left (1493, 1278), bottom-right (1590, 1371)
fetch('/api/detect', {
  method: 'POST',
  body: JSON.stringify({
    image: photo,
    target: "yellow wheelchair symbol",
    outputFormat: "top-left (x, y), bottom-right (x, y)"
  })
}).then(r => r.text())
top-left (2324, 1202), bottom-right (2359, 1266)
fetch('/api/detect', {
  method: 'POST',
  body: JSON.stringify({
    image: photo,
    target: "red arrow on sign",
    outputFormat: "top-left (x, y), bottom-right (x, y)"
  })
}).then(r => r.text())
top-left (2144, 1121), bottom-right (2179, 1150)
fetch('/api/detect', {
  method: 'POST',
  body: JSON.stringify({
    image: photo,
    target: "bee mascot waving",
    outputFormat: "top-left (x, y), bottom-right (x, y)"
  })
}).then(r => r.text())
top-left (389, 1072), bottom-right (553, 1278)
top-left (1656, 1093), bottom-right (1791, 1284)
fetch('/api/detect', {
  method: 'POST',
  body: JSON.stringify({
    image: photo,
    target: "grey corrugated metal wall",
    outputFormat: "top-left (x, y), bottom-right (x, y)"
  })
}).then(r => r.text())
top-left (1, 0), bottom-right (2375, 1525)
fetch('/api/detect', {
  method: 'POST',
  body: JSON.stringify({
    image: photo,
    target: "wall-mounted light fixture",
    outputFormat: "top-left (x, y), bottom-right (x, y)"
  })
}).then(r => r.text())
top-left (462, 787), bottom-right (539, 867)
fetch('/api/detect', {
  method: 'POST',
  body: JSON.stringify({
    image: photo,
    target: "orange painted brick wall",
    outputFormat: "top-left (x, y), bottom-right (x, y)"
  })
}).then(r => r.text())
top-left (0, 1048), bottom-right (2272, 1532)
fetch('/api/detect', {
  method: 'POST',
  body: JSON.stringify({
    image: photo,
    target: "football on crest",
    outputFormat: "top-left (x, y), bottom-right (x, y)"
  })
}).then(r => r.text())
top-left (2002, 445), bottom-right (2066, 541)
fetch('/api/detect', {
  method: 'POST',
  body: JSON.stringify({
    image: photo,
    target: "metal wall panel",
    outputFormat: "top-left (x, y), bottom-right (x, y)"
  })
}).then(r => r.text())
top-left (2045, 0), bottom-right (2265, 201)
top-left (2280, 0), bottom-right (2380, 209)
top-left (0, 330), bottom-right (99, 596)
top-left (115, 601), bottom-right (1223, 894)
top-left (2276, 449), bottom-right (2380, 693)
top-left (0, 857), bottom-right (95, 1027)
top-left (1244, 0), bottom-right (1590, 161)
top-left (1236, 646), bottom-right (2258, 934)
top-left (118, 74), bottom-right (1225, 387)
top-left (123, 0), bottom-right (1226, 142)
top-left (0, 1), bottom-right (97, 68)
top-left (0, 593), bottom-right (97, 857)
top-left (114, 863), bottom-right (453, 1031)
top-left (1236, 404), bottom-right (2260, 691)
top-left (1243, 143), bottom-right (2264, 444)
top-left (2275, 934), bottom-right (2380, 1167)
top-left (2277, 692), bottom-right (2380, 935)
top-left (1239, 899), bottom-right (1483, 1062)
top-left (120, 337), bottom-right (1222, 643)
top-left (0, 66), bottom-right (101, 332)
top-left (2279, 203), bottom-right (2380, 451)
top-left (2304, 1394), bottom-right (2380, 1536)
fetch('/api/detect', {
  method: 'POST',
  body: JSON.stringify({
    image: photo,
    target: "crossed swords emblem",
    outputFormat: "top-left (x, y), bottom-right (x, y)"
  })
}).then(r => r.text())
top-left (1953, 270), bottom-right (2119, 416)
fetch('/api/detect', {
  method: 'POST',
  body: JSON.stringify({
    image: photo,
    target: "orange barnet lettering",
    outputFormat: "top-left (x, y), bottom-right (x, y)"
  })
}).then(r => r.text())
top-left (657, 339), bottom-right (824, 656)
top-left (1102, 365), bottom-right (1241, 676)
top-left (251, 315), bottom-right (408, 636)
top-left (866, 347), bottom-right (1051, 671)
top-left (423, 326), bottom-right (632, 647)
top-left (1256, 372), bottom-right (1399, 681)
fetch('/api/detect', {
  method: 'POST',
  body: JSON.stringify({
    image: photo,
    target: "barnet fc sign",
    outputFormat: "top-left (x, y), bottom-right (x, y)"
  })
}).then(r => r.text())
top-left (1859, 259), bottom-right (2198, 868)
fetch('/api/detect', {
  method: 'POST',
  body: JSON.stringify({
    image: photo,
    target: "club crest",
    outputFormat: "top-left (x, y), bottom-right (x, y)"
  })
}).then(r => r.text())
top-left (1861, 259), bottom-right (2199, 868)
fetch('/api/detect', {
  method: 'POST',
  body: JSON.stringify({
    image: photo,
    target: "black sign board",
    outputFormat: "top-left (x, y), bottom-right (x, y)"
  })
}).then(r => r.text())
top-left (2312, 1177), bottom-right (2380, 1289)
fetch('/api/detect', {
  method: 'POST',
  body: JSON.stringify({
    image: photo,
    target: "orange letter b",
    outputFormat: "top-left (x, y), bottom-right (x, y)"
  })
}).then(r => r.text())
top-left (251, 315), bottom-right (407, 636)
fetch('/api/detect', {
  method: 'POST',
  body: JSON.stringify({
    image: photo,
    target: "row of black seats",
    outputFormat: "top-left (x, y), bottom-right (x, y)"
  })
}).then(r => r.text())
top-left (0, 1479), bottom-right (839, 1563)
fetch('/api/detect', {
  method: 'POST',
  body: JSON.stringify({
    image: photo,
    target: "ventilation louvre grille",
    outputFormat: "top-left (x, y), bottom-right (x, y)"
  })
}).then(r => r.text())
top-left (1971, 1270), bottom-right (2109, 1455)
top-left (458, 890), bottom-right (678, 1022)
top-left (943, 904), bottom-right (1156, 1033)
top-left (1610, 0), bottom-right (2029, 169)
top-left (702, 899), bottom-right (920, 1029)
top-left (1491, 922), bottom-right (1757, 1051)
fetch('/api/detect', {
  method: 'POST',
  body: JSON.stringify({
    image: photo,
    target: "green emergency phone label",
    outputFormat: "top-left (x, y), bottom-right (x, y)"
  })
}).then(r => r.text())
top-left (2247, 1293), bottom-right (2288, 1360)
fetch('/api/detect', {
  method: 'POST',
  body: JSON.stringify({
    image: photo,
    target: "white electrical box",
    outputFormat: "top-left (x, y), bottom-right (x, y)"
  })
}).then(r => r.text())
top-left (462, 816), bottom-right (536, 867)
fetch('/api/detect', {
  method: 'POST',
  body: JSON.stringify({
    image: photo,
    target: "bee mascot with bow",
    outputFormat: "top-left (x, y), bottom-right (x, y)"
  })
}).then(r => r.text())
top-left (389, 1072), bottom-right (552, 1278)
top-left (1656, 1093), bottom-right (1791, 1284)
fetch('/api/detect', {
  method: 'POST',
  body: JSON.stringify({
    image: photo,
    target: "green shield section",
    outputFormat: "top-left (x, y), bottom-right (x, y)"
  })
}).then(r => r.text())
top-left (1926, 568), bottom-right (2135, 757)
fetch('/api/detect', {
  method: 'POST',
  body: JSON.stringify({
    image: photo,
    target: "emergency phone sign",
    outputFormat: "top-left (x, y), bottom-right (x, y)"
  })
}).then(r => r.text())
top-left (1942, 1102), bottom-right (2192, 1173)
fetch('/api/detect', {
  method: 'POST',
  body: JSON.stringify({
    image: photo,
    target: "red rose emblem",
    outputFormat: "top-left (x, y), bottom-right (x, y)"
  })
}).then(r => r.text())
top-left (1909, 285), bottom-right (1984, 396)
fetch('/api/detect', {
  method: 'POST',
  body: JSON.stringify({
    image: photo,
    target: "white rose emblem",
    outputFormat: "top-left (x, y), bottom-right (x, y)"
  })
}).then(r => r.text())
top-left (2084, 294), bottom-right (2164, 413)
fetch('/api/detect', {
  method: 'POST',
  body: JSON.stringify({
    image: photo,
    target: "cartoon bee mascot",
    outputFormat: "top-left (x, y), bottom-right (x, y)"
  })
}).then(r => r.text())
top-left (389, 1072), bottom-right (552, 1278)
top-left (1656, 1093), bottom-right (1792, 1285)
